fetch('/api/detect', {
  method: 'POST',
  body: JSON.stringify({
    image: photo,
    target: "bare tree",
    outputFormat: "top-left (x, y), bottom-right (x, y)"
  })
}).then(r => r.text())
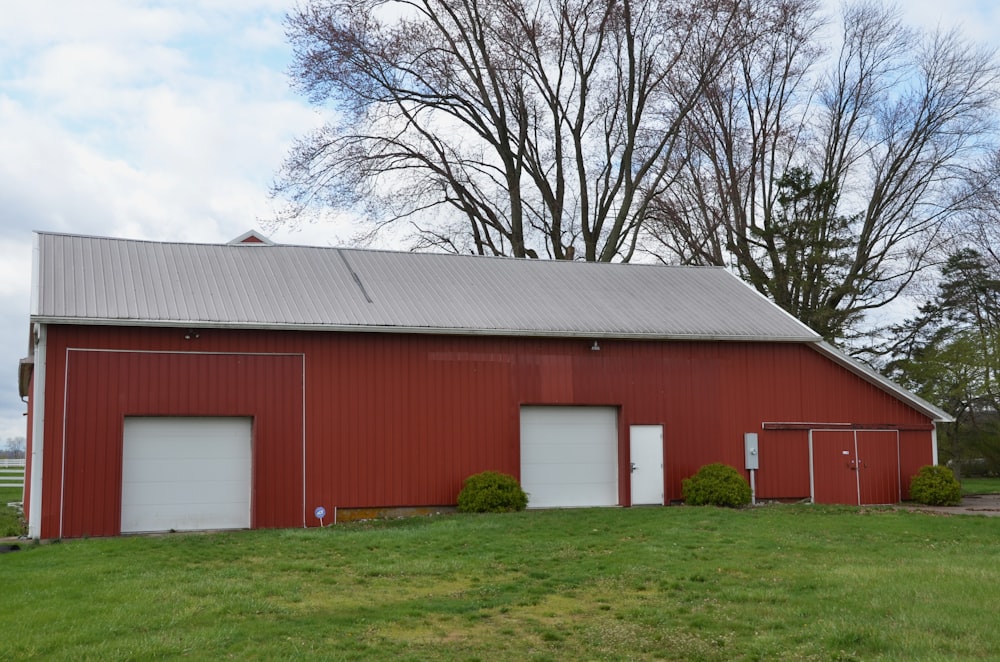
top-left (649, 0), bottom-right (1000, 342)
top-left (2, 437), bottom-right (25, 459)
top-left (956, 149), bottom-right (1000, 273)
top-left (271, 0), bottom-right (741, 260)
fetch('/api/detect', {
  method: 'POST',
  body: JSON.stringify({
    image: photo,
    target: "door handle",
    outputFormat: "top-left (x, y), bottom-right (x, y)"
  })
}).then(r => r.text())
top-left (630, 462), bottom-right (637, 473)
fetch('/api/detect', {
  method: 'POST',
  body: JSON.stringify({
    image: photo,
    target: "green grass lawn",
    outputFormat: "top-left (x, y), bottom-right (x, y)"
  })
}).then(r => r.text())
top-left (961, 476), bottom-right (1000, 495)
top-left (0, 486), bottom-right (23, 537)
top-left (0, 486), bottom-right (22, 503)
top-left (1, 505), bottom-right (999, 661)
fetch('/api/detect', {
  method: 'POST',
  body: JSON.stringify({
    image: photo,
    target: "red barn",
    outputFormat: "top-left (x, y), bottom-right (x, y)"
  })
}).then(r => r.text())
top-left (18, 232), bottom-right (950, 539)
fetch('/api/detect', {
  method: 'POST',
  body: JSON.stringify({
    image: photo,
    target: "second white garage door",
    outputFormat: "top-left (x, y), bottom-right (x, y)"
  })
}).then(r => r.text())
top-left (121, 417), bottom-right (252, 533)
top-left (520, 406), bottom-right (619, 508)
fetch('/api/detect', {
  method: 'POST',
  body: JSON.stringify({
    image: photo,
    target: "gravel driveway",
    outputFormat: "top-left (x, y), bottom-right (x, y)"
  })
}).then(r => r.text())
top-left (902, 493), bottom-right (1000, 517)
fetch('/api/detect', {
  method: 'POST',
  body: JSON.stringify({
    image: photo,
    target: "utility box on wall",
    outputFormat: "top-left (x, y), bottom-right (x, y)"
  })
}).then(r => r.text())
top-left (744, 432), bottom-right (759, 470)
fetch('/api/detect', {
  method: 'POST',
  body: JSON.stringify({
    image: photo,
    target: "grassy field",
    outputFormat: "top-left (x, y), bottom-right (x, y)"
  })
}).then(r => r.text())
top-left (0, 486), bottom-right (23, 537)
top-left (1, 505), bottom-right (998, 661)
top-left (960, 476), bottom-right (1000, 495)
top-left (0, 486), bottom-right (22, 503)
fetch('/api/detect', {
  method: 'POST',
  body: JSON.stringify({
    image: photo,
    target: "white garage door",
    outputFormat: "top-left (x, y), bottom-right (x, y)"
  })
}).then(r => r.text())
top-left (520, 406), bottom-right (618, 508)
top-left (122, 417), bottom-right (252, 533)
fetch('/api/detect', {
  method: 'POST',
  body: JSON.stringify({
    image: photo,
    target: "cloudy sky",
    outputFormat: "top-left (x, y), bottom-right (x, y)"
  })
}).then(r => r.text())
top-left (1, 0), bottom-right (998, 443)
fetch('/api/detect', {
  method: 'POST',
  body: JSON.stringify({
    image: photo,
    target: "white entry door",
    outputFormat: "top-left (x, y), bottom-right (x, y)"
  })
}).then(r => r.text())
top-left (122, 417), bottom-right (252, 533)
top-left (520, 406), bottom-right (619, 508)
top-left (630, 425), bottom-right (664, 505)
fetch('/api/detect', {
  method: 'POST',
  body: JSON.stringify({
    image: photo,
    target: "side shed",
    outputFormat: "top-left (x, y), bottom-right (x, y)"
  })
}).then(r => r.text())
top-left (18, 232), bottom-right (951, 539)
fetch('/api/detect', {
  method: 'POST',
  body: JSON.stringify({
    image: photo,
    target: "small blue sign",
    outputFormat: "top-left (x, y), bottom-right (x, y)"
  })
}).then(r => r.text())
top-left (314, 506), bottom-right (327, 520)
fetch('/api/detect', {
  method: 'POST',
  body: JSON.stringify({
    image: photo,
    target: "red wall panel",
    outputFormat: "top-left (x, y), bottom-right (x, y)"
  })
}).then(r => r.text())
top-left (755, 430), bottom-right (810, 500)
top-left (810, 431), bottom-right (862, 505)
top-left (32, 325), bottom-right (939, 537)
top-left (41, 343), bottom-right (304, 538)
top-left (857, 431), bottom-right (902, 505)
top-left (809, 430), bottom-right (905, 505)
top-left (899, 430), bottom-right (935, 499)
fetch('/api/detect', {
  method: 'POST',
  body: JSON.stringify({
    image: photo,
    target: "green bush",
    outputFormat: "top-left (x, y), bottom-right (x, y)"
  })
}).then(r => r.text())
top-left (682, 463), bottom-right (752, 508)
top-left (457, 471), bottom-right (528, 513)
top-left (909, 465), bottom-right (962, 506)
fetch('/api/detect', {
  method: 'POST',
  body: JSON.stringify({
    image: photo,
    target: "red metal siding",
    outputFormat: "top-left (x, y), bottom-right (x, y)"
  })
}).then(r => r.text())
top-left (857, 431), bottom-right (902, 505)
top-left (40, 340), bottom-right (304, 538)
top-left (812, 431), bottom-right (861, 505)
top-left (899, 430), bottom-right (935, 499)
top-left (33, 325), bottom-right (939, 537)
top-left (810, 430), bottom-right (904, 505)
top-left (755, 430), bottom-right (810, 500)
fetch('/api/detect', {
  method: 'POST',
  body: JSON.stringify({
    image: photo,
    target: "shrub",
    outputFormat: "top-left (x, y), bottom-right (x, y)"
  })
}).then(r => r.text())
top-left (682, 463), bottom-right (752, 508)
top-left (457, 471), bottom-right (528, 513)
top-left (909, 465), bottom-right (962, 506)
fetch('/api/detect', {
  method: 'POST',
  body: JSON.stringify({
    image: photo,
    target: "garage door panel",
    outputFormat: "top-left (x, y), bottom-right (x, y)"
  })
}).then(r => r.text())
top-left (524, 483), bottom-right (618, 508)
top-left (121, 504), bottom-right (246, 533)
top-left (520, 406), bottom-right (618, 508)
top-left (122, 417), bottom-right (252, 533)
top-left (521, 463), bottom-right (617, 485)
top-left (521, 443), bottom-right (617, 465)
top-left (127, 430), bottom-right (248, 455)
top-left (123, 479), bottom-right (251, 506)
top-left (129, 444), bottom-right (248, 461)
top-left (124, 457), bottom-right (251, 483)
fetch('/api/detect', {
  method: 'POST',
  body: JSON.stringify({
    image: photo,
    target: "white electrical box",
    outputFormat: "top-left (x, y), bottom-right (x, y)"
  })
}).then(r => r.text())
top-left (744, 432), bottom-right (759, 470)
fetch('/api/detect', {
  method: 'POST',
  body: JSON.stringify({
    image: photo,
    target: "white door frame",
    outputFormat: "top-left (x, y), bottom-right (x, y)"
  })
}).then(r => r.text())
top-left (629, 425), bottom-right (664, 505)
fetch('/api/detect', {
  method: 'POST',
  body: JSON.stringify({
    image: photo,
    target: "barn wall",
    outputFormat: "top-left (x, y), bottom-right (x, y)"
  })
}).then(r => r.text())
top-left (34, 325), bottom-right (936, 537)
top-left (755, 430), bottom-right (810, 499)
top-left (38, 343), bottom-right (304, 538)
top-left (900, 429), bottom-right (935, 497)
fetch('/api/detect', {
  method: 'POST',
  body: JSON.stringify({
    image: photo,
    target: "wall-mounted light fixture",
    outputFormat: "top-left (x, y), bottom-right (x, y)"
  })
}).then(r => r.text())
top-left (184, 330), bottom-right (200, 340)
top-left (591, 340), bottom-right (601, 351)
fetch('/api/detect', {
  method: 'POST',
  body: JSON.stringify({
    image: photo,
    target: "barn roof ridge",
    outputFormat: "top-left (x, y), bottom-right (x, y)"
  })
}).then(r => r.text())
top-left (33, 229), bottom-right (733, 271)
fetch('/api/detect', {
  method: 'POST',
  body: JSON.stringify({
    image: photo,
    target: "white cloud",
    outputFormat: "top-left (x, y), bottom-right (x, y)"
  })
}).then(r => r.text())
top-left (896, 0), bottom-right (1000, 40)
top-left (0, 3), bottom-right (188, 51)
top-left (818, 0), bottom-right (1000, 44)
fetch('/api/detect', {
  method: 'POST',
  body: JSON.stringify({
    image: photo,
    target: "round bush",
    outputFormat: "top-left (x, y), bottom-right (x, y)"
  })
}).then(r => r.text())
top-left (909, 465), bottom-right (962, 506)
top-left (457, 471), bottom-right (528, 513)
top-left (682, 463), bottom-right (752, 508)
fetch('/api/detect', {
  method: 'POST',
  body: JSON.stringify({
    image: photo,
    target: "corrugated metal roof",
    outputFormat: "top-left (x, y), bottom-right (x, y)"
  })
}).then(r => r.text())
top-left (32, 231), bottom-right (820, 341)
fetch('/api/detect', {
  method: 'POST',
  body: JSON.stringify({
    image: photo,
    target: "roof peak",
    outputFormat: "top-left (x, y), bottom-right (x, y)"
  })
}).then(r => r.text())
top-left (228, 230), bottom-right (274, 245)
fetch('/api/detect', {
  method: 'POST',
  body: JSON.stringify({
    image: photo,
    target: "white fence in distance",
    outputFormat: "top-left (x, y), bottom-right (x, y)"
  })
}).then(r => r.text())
top-left (0, 458), bottom-right (25, 489)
